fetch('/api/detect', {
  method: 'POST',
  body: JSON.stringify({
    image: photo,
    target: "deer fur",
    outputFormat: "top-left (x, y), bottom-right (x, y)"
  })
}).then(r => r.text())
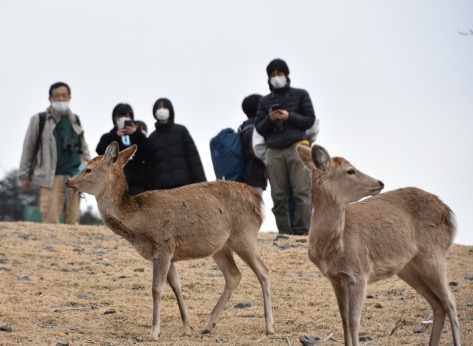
top-left (296, 144), bottom-right (460, 346)
top-left (66, 142), bottom-right (274, 340)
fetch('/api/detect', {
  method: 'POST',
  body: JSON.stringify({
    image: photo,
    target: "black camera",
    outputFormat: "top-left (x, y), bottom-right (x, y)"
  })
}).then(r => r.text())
top-left (62, 138), bottom-right (77, 154)
top-left (124, 120), bottom-right (134, 127)
top-left (271, 103), bottom-right (281, 111)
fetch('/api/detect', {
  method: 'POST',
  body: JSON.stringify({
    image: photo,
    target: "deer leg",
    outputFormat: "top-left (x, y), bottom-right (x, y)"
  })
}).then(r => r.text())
top-left (422, 261), bottom-right (461, 346)
top-left (232, 242), bottom-right (274, 335)
top-left (166, 262), bottom-right (192, 336)
top-left (346, 278), bottom-right (367, 346)
top-left (201, 246), bottom-right (242, 334)
top-left (150, 255), bottom-right (172, 340)
top-left (330, 279), bottom-right (352, 346)
top-left (399, 261), bottom-right (461, 346)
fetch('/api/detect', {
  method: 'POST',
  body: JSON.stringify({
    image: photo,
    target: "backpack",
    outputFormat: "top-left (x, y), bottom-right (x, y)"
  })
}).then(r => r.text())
top-left (210, 124), bottom-right (253, 181)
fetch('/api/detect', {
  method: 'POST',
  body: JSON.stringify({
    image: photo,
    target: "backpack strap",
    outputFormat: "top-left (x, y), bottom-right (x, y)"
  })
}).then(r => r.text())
top-left (239, 124), bottom-right (254, 133)
top-left (33, 112), bottom-right (47, 166)
top-left (73, 113), bottom-right (83, 154)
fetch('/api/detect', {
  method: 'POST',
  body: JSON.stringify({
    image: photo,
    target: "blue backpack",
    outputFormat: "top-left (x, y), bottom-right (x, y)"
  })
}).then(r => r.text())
top-left (210, 125), bottom-right (253, 181)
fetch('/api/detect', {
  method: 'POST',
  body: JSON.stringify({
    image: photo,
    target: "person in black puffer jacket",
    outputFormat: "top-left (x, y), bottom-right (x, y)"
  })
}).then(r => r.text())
top-left (145, 97), bottom-right (206, 190)
top-left (96, 103), bottom-right (148, 196)
top-left (255, 58), bottom-right (316, 235)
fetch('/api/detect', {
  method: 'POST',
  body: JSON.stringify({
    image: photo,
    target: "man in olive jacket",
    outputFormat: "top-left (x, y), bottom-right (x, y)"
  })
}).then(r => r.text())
top-left (255, 59), bottom-right (315, 235)
top-left (19, 82), bottom-right (90, 224)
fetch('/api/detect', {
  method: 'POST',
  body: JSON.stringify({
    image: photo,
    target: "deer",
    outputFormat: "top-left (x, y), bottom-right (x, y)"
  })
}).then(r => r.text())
top-left (296, 144), bottom-right (461, 346)
top-left (65, 142), bottom-right (274, 340)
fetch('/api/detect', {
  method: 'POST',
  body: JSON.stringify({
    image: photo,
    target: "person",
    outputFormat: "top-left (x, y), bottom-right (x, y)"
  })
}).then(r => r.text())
top-left (96, 103), bottom-right (148, 195)
top-left (134, 120), bottom-right (148, 136)
top-left (19, 82), bottom-right (91, 224)
top-left (239, 94), bottom-right (267, 196)
top-left (145, 97), bottom-right (207, 190)
top-left (253, 118), bottom-right (320, 226)
top-left (255, 58), bottom-right (316, 235)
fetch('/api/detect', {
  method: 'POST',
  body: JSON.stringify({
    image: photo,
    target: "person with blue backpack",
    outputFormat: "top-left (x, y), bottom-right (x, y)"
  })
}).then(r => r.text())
top-left (255, 58), bottom-right (316, 235)
top-left (237, 94), bottom-right (268, 195)
top-left (210, 94), bottom-right (267, 195)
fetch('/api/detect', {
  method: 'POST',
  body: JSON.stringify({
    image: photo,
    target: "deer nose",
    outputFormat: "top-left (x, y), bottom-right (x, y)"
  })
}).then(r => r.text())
top-left (378, 181), bottom-right (384, 189)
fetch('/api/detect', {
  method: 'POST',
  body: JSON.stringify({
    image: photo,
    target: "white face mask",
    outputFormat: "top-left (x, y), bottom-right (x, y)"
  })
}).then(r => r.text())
top-left (155, 108), bottom-right (170, 121)
top-left (51, 101), bottom-right (70, 114)
top-left (116, 117), bottom-right (132, 128)
top-left (270, 75), bottom-right (287, 89)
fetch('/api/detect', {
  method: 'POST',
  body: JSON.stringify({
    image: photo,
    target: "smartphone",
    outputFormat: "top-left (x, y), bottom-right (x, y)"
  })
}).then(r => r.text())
top-left (124, 120), bottom-right (134, 127)
top-left (271, 103), bottom-right (281, 111)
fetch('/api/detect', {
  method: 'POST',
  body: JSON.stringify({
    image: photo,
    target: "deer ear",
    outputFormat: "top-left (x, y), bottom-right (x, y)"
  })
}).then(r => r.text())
top-left (105, 142), bottom-right (119, 165)
top-left (119, 144), bottom-right (137, 166)
top-left (296, 145), bottom-right (312, 163)
top-left (311, 145), bottom-right (332, 171)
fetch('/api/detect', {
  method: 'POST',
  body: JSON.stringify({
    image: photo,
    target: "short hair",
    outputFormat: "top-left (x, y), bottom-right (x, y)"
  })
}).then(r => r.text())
top-left (112, 103), bottom-right (135, 123)
top-left (49, 82), bottom-right (71, 97)
top-left (242, 94), bottom-right (262, 118)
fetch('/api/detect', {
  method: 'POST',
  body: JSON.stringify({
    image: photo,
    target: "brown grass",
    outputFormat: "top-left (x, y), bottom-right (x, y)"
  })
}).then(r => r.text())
top-left (0, 221), bottom-right (471, 345)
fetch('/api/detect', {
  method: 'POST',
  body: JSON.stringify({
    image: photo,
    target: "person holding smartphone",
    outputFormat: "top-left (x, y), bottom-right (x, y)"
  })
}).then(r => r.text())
top-left (96, 103), bottom-right (148, 195)
top-left (255, 58), bottom-right (316, 235)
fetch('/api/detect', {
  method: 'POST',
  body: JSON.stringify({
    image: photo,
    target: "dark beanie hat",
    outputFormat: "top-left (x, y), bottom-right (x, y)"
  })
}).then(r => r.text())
top-left (266, 58), bottom-right (290, 76)
top-left (242, 94), bottom-right (262, 118)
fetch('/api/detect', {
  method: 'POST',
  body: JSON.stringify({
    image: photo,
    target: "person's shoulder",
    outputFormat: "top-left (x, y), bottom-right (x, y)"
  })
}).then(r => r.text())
top-left (261, 93), bottom-right (273, 101)
top-left (288, 86), bottom-right (308, 94)
top-left (172, 123), bottom-right (190, 133)
top-left (100, 128), bottom-right (116, 138)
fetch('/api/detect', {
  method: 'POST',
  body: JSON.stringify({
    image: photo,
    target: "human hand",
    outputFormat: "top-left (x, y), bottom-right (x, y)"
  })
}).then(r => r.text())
top-left (269, 109), bottom-right (289, 121)
top-left (116, 126), bottom-right (127, 137)
top-left (124, 123), bottom-right (137, 135)
top-left (22, 180), bottom-right (31, 191)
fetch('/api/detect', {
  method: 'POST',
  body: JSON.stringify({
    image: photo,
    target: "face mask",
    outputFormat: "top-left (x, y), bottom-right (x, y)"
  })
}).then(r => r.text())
top-left (52, 101), bottom-right (70, 114)
top-left (155, 108), bottom-right (170, 121)
top-left (270, 75), bottom-right (287, 89)
top-left (116, 117), bottom-right (132, 128)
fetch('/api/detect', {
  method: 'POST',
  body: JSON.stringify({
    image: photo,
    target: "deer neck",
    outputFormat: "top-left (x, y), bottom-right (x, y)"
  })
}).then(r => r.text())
top-left (309, 185), bottom-right (346, 259)
top-left (95, 184), bottom-right (138, 243)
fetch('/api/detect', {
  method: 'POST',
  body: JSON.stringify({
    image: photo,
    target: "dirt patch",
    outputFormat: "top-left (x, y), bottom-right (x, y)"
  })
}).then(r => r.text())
top-left (0, 222), bottom-right (471, 345)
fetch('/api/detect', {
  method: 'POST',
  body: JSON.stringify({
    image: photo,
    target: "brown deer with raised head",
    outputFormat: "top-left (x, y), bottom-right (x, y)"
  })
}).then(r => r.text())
top-left (66, 142), bottom-right (274, 340)
top-left (296, 144), bottom-right (460, 346)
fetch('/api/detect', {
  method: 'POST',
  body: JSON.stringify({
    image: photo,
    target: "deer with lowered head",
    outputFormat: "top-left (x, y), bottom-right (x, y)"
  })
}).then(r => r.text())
top-left (66, 142), bottom-right (274, 340)
top-left (296, 144), bottom-right (460, 346)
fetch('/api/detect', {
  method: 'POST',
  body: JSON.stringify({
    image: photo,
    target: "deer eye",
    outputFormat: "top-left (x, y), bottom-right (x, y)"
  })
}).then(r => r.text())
top-left (347, 169), bottom-right (356, 175)
top-left (85, 168), bottom-right (92, 174)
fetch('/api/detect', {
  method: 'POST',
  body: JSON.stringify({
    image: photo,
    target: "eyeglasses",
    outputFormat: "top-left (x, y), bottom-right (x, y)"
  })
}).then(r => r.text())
top-left (50, 93), bottom-right (70, 101)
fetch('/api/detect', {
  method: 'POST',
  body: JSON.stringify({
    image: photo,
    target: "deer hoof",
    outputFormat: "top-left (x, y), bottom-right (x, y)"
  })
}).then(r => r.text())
top-left (265, 323), bottom-right (275, 335)
top-left (150, 329), bottom-right (160, 341)
top-left (201, 329), bottom-right (211, 335)
top-left (181, 329), bottom-right (192, 337)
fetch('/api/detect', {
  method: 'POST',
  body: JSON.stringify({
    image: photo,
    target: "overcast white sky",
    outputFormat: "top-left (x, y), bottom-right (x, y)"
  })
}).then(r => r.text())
top-left (1, 1), bottom-right (472, 244)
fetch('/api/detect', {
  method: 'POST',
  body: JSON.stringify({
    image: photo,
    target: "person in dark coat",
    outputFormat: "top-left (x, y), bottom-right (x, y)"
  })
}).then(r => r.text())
top-left (255, 58), bottom-right (316, 235)
top-left (146, 97), bottom-right (206, 190)
top-left (96, 103), bottom-right (148, 195)
top-left (238, 94), bottom-right (267, 195)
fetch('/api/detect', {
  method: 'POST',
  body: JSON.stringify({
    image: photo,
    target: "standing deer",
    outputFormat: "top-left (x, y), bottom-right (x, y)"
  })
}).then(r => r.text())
top-left (66, 142), bottom-right (274, 340)
top-left (296, 144), bottom-right (460, 346)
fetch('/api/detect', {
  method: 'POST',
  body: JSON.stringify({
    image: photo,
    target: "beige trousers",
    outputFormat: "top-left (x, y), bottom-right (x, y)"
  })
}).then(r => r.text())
top-left (40, 175), bottom-right (80, 224)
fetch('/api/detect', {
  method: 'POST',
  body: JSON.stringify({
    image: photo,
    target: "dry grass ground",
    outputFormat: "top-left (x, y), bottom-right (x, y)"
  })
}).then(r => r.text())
top-left (0, 221), bottom-right (472, 346)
